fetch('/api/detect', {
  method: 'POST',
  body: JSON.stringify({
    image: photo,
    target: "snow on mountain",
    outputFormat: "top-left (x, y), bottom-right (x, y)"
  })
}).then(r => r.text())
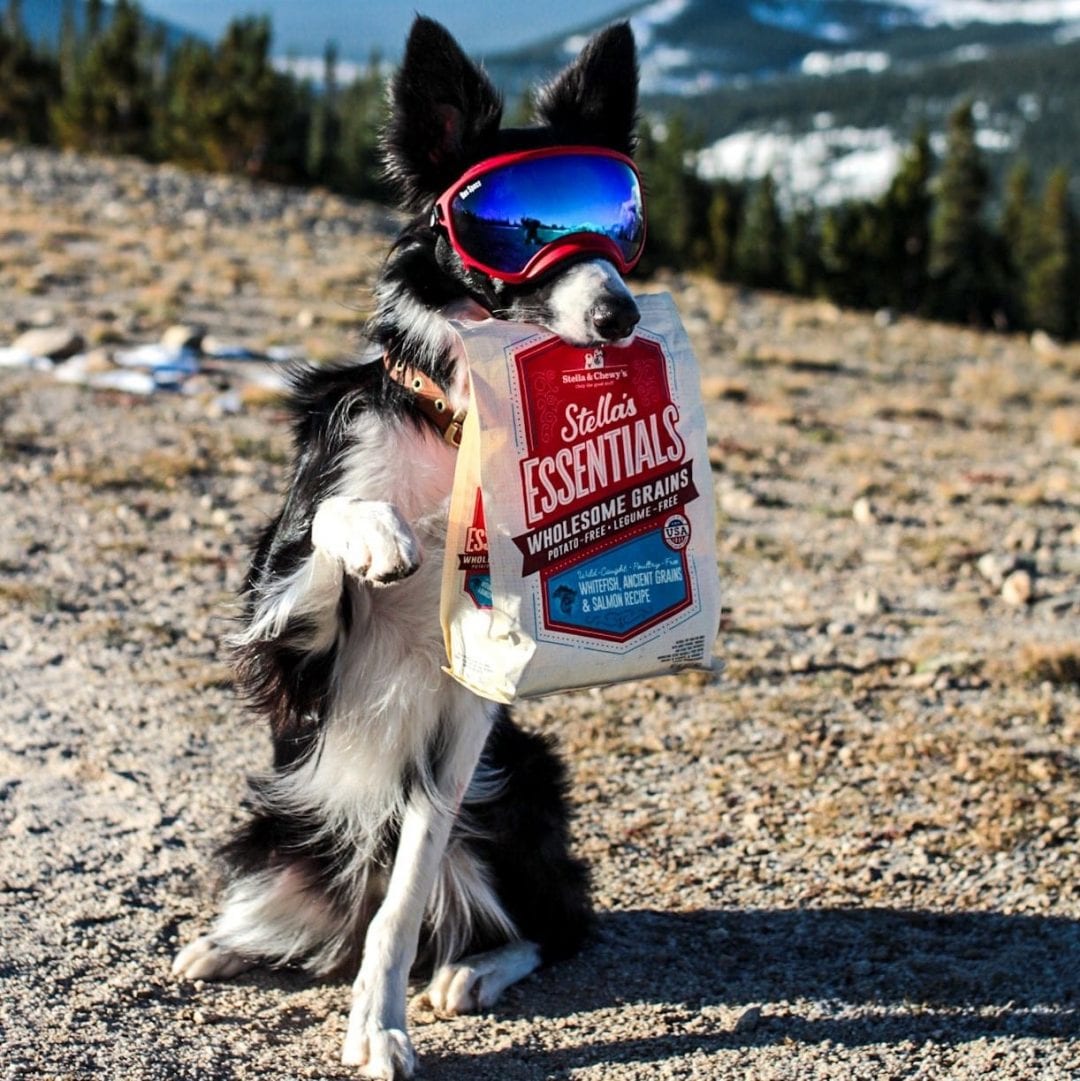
top-left (697, 123), bottom-right (905, 206)
top-left (880, 1), bottom-right (1080, 26)
top-left (748, 2), bottom-right (854, 42)
top-left (801, 50), bottom-right (891, 76)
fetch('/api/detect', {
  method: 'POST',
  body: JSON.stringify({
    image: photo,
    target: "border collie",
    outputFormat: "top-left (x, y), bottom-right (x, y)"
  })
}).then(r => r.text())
top-left (173, 17), bottom-right (641, 1079)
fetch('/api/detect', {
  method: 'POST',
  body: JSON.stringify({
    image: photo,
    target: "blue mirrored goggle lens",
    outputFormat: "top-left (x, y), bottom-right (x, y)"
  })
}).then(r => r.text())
top-left (450, 156), bottom-right (644, 275)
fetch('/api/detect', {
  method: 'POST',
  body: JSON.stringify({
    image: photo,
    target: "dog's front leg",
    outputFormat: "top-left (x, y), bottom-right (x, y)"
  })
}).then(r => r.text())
top-left (312, 496), bottom-right (423, 585)
top-left (341, 698), bottom-right (494, 1079)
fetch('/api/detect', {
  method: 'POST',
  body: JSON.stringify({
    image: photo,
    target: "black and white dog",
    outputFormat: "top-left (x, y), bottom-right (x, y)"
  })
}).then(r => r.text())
top-left (174, 17), bottom-right (641, 1079)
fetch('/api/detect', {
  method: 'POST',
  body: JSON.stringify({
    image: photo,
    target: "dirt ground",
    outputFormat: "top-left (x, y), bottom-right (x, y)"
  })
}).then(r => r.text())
top-left (1, 146), bottom-right (1078, 1079)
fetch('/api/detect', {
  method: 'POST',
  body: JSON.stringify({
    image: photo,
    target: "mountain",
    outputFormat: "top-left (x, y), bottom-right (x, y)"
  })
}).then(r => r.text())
top-left (485, 0), bottom-right (1080, 203)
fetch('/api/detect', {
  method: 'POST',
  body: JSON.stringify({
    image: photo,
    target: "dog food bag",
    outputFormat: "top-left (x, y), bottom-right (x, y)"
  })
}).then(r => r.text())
top-left (441, 292), bottom-right (721, 703)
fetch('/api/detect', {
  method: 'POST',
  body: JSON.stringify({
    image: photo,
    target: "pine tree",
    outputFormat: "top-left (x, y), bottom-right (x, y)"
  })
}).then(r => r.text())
top-left (86, 0), bottom-right (103, 40)
top-left (877, 125), bottom-right (933, 312)
top-left (635, 115), bottom-right (712, 272)
top-left (818, 201), bottom-right (877, 308)
top-left (51, 0), bottom-right (158, 156)
top-left (306, 41), bottom-right (341, 184)
top-left (1025, 169), bottom-right (1079, 340)
top-left (706, 182), bottom-right (740, 281)
top-left (0, 0), bottom-right (61, 143)
top-left (733, 173), bottom-right (786, 289)
top-left (335, 52), bottom-right (388, 200)
top-left (928, 100), bottom-right (995, 324)
top-left (786, 207), bottom-right (821, 297)
top-left (159, 16), bottom-right (302, 179)
top-left (999, 159), bottom-right (1037, 327)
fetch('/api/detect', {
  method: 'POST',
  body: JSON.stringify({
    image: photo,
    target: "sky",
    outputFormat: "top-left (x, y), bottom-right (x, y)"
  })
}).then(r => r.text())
top-left (135, 1), bottom-right (636, 59)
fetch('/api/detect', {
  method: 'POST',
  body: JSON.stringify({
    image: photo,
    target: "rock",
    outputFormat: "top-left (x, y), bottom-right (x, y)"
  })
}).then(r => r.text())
top-left (1031, 329), bottom-right (1063, 359)
top-left (852, 497), bottom-right (877, 525)
top-left (733, 1005), bottom-right (762, 1033)
top-left (1048, 408), bottom-right (1080, 447)
top-left (854, 587), bottom-right (885, 616)
top-left (1004, 520), bottom-right (1040, 553)
top-left (719, 486), bottom-right (758, 516)
top-left (30, 307), bottom-right (58, 328)
top-left (977, 552), bottom-right (1013, 588)
top-left (1001, 570), bottom-right (1034, 607)
top-left (12, 326), bottom-right (85, 360)
top-left (201, 336), bottom-right (260, 360)
top-left (53, 350), bottom-right (117, 384)
top-left (160, 323), bottom-right (206, 351)
top-left (699, 376), bottom-right (749, 402)
top-left (296, 308), bottom-right (317, 329)
top-left (0, 347), bottom-right (36, 369)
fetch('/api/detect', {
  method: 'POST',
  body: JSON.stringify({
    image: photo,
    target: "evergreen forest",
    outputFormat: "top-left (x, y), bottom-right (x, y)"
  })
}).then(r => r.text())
top-left (1, 0), bottom-right (1077, 340)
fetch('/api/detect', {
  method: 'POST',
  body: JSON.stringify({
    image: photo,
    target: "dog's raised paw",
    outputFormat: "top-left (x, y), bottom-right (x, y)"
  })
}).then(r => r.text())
top-left (312, 498), bottom-right (422, 585)
top-left (171, 936), bottom-right (252, 981)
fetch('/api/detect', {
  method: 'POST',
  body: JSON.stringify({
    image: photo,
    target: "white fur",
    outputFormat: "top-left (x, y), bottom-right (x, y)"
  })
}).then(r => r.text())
top-left (178, 405), bottom-right (530, 1077)
top-left (543, 258), bottom-right (637, 345)
top-left (232, 549), bottom-right (343, 651)
top-left (312, 498), bottom-right (422, 584)
top-left (373, 279), bottom-right (457, 367)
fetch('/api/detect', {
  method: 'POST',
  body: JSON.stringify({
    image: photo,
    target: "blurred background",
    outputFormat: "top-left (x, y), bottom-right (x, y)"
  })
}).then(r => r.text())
top-left (2, 0), bottom-right (1079, 339)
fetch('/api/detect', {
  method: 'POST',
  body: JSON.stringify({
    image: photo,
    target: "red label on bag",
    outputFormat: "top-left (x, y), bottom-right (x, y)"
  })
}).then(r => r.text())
top-left (507, 335), bottom-right (701, 641)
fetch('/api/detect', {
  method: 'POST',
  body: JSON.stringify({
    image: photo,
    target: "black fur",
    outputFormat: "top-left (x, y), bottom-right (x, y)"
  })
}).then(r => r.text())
top-left (211, 14), bottom-right (642, 990)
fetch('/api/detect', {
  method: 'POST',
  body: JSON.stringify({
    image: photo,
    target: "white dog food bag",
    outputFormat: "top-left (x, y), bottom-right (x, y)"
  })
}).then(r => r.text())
top-left (441, 292), bottom-right (721, 703)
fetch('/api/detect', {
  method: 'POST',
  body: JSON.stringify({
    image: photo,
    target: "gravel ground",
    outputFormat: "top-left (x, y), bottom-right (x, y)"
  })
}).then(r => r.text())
top-left (1, 146), bottom-right (1079, 1080)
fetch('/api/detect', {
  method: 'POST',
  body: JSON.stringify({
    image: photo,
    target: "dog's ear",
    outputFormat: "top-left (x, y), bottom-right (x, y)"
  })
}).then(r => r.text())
top-left (382, 17), bottom-right (504, 209)
top-left (534, 23), bottom-right (638, 155)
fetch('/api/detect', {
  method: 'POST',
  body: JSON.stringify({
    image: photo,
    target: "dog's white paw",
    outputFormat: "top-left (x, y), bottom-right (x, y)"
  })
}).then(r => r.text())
top-left (312, 498), bottom-right (422, 585)
top-left (418, 941), bottom-right (542, 1016)
top-left (171, 935), bottom-right (252, 981)
top-left (341, 1012), bottom-right (416, 1079)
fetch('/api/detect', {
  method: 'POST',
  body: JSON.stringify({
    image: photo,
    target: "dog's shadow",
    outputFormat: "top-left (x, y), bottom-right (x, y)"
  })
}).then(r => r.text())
top-left (425, 906), bottom-right (1079, 1077)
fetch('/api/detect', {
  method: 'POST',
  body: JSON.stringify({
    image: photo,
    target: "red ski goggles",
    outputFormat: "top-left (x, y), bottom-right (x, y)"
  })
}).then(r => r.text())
top-left (431, 146), bottom-right (646, 284)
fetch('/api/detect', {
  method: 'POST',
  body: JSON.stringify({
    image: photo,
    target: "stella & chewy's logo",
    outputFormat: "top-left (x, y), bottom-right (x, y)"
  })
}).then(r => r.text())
top-left (510, 334), bottom-right (701, 643)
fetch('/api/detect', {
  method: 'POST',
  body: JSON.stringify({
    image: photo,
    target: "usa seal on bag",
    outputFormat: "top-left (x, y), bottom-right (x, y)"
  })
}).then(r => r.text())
top-left (441, 292), bottom-right (721, 702)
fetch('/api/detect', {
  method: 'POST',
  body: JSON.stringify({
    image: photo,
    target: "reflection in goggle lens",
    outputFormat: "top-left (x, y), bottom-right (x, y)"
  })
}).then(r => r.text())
top-left (450, 155), bottom-right (644, 276)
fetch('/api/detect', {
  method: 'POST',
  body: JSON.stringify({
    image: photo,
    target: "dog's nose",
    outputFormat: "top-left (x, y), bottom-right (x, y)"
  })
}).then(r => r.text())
top-left (589, 295), bottom-right (640, 341)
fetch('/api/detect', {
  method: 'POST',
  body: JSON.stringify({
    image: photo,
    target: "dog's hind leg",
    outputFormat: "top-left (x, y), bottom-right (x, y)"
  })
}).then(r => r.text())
top-left (172, 861), bottom-right (350, 981)
top-left (418, 940), bottom-right (542, 1015)
top-left (171, 935), bottom-right (253, 982)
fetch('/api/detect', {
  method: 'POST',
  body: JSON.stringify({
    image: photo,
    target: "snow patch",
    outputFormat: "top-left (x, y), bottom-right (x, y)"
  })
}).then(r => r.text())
top-left (564, 0), bottom-right (689, 53)
top-left (631, 0), bottom-right (691, 47)
top-left (638, 44), bottom-right (722, 95)
top-left (801, 50), bottom-right (891, 76)
top-left (273, 55), bottom-right (382, 86)
top-left (879, 1), bottom-right (1080, 26)
top-left (949, 43), bottom-right (991, 61)
top-left (697, 126), bottom-right (905, 205)
top-left (749, 2), bottom-right (853, 42)
top-left (976, 128), bottom-right (1015, 151)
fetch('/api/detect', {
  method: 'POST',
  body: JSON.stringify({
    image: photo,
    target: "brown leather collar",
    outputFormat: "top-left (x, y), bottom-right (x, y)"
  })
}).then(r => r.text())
top-left (383, 353), bottom-right (466, 448)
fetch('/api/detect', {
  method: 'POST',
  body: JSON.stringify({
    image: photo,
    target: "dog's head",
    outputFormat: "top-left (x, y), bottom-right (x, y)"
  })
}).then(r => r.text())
top-left (381, 17), bottom-right (641, 347)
